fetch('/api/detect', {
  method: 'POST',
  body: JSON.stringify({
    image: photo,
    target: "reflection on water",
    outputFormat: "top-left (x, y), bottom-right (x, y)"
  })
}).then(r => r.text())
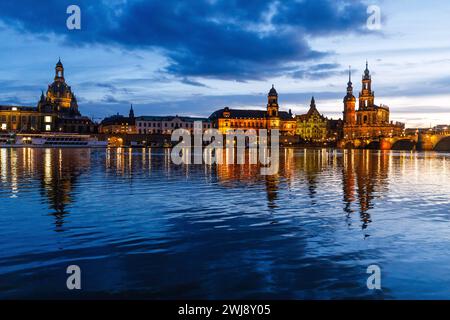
top-left (0, 148), bottom-right (450, 299)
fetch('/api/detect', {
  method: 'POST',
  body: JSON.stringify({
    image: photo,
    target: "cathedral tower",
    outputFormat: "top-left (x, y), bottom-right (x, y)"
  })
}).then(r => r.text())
top-left (343, 66), bottom-right (356, 125)
top-left (44, 59), bottom-right (80, 115)
top-left (54, 58), bottom-right (65, 82)
top-left (359, 61), bottom-right (375, 110)
top-left (267, 85), bottom-right (279, 117)
top-left (267, 85), bottom-right (280, 130)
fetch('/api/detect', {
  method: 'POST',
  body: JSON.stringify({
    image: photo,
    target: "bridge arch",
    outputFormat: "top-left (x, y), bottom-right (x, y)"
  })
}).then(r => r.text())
top-left (365, 141), bottom-right (380, 149)
top-left (434, 136), bottom-right (450, 151)
top-left (391, 139), bottom-right (416, 151)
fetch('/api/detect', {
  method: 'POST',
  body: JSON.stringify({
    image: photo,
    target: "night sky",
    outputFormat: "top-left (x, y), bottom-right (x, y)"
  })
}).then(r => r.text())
top-left (0, 0), bottom-right (449, 127)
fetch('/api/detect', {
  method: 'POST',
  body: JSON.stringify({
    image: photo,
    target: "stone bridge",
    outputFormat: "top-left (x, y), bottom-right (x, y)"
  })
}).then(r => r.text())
top-left (339, 132), bottom-right (450, 151)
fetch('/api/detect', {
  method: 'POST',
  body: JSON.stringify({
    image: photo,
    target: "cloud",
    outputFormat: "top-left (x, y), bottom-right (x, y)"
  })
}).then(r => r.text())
top-left (100, 94), bottom-right (130, 105)
top-left (180, 77), bottom-right (209, 88)
top-left (0, 0), bottom-right (368, 81)
top-left (291, 63), bottom-right (345, 80)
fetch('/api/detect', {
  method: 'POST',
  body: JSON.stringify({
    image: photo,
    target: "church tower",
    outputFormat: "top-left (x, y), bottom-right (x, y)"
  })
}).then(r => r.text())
top-left (129, 104), bottom-right (135, 125)
top-left (267, 85), bottom-right (280, 130)
top-left (45, 59), bottom-right (80, 115)
top-left (267, 85), bottom-right (279, 117)
top-left (359, 61), bottom-right (375, 110)
top-left (343, 66), bottom-right (356, 125)
top-left (55, 58), bottom-right (65, 82)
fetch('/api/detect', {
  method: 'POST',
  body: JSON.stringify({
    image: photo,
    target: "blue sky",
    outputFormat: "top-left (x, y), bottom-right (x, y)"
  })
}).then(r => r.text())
top-left (0, 0), bottom-right (449, 127)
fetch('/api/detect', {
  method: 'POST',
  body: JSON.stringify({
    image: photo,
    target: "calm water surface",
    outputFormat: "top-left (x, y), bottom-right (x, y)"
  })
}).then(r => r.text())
top-left (1, 147), bottom-right (450, 299)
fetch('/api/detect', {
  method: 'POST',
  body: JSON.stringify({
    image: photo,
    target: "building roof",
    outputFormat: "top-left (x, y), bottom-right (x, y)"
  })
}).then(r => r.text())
top-left (101, 114), bottom-right (132, 125)
top-left (0, 105), bottom-right (37, 111)
top-left (209, 108), bottom-right (294, 121)
top-left (136, 115), bottom-right (209, 122)
top-left (268, 85), bottom-right (278, 97)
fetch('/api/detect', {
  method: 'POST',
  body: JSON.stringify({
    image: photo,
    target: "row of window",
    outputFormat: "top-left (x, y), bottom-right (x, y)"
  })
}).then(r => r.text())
top-left (0, 115), bottom-right (40, 123)
top-left (137, 122), bottom-right (211, 129)
top-left (224, 122), bottom-right (266, 128)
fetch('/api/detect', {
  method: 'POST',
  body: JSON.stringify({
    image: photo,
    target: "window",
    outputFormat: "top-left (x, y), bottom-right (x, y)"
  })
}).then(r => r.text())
top-left (12, 116), bottom-right (16, 122)
top-left (45, 124), bottom-right (51, 131)
top-left (45, 116), bottom-right (52, 123)
top-left (1, 123), bottom-right (6, 130)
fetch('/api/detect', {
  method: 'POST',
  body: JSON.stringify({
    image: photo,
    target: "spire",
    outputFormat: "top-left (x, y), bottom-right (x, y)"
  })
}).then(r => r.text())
top-left (363, 60), bottom-right (370, 79)
top-left (347, 66), bottom-right (353, 94)
top-left (307, 96), bottom-right (319, 117)
top-left (129, 104), bottom-right (135, 119)
top-left (348, 65), bottom-right (352, 84)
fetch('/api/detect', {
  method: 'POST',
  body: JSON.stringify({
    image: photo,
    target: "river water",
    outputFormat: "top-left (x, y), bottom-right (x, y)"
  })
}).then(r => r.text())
top-left (0, 147), bottom-right (449, 299)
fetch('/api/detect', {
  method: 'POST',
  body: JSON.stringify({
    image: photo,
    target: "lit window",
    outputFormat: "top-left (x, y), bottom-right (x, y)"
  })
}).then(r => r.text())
top-left (45, 125), bottom-right (51, 131)
top-left (45, 116), bottom-right (52, 123)
top-left (1, 123), bottom-right (6, 130)
top-left (12, 107), bottom-right (17, 111)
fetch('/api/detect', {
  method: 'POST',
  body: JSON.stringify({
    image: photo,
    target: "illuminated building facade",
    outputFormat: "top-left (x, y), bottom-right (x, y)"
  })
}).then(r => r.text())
top-left (296, 97), bottom-right (328, 142)
top-left (209, 85), bottom-right (296, 135)
top-left (343, 63), bottom-right (404, 139)
top-left (135, 115), bottom-right (211, 135)
top-left (99, 105), bottom-right (137, 134)
top-left (0, 105), bottom-right (51, 132)
top-left (0, 60), bottom-right (95, 133)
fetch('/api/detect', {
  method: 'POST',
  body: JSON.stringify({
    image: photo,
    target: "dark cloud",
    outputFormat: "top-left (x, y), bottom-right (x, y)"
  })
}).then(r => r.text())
top-left (0, 0), bottom-right (368, 81)
top-left (180, 77), bottom-right (209, 88)
top-left (100, 94), bottom-right (130, 105)
top-left (78, 82), bottom-right (133, 95)
top-left (291, 63), bottom-right (346, 80)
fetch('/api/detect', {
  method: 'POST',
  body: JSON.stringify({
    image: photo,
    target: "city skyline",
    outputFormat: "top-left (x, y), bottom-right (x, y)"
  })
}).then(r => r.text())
top-left (0, 1), bottom-right (449, 127)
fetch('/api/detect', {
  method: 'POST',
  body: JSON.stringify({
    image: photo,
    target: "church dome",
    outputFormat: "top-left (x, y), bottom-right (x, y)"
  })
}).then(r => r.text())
top-left (268, 85), bottom-right (278, 96)
top-left (48, 81), bottom-right (71, 97)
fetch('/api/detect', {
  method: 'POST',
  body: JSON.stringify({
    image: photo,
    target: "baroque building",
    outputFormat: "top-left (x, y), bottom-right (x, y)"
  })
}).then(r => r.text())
top-left (209, 85), bottom-right (296, 136)
top-left (296, 96), bottom-right (328, 142)
top-left (37, 59), bottom-right (95, 133)
top-left (135, 115), bottom-right (211, 135)
top-left (99, 105), bottom-right (137, 134)
top-left (343, 63), bottom-right (404, 139)
top-left (0, 59), bottom-right (95, 133)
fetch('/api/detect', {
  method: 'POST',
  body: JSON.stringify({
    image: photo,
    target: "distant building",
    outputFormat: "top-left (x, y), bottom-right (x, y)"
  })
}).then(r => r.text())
top-left (99, 105), bottom-right (136, 134)
top-left (433, 124), bottom-right (450, 133)
top-left (209, 85), bottom-right (296, 136)
top-left (296, 97), bottom-right (328, 142)
top-left (135, 115), bottom-right (211, 135)
top-left (342, 62), bottom-right (404, 139)
top-left (0, 105), bottom-right (47, 132)
top-left (0, 59), bottom-right (95, 133)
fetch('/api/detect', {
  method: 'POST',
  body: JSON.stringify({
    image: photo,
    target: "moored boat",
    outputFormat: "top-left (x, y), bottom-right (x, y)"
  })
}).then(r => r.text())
top-left (1, 133), bottom-right (107, 148)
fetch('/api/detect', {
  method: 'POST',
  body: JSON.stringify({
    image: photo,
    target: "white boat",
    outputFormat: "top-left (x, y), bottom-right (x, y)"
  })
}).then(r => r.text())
top-left (0, 133), bottom-right (16, 146)
top-left (1, 133), bottom-right (108, 148)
